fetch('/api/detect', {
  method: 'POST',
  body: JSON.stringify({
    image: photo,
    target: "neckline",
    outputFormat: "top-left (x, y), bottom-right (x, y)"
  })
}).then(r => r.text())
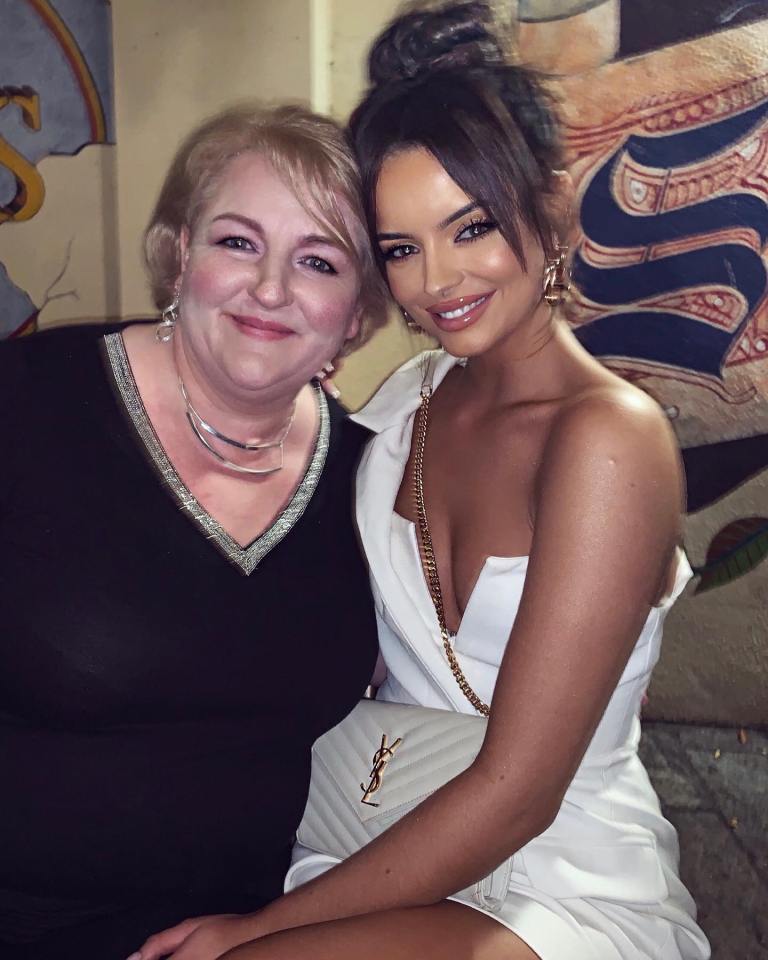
top-left (103, 330), bottom-right (330, 576)
top-left (392, 513), bottom-right (687, 618)
top-left (391, 513), bottom-right (529, 565)
top-left (391, 512), bottom-right (529, 639)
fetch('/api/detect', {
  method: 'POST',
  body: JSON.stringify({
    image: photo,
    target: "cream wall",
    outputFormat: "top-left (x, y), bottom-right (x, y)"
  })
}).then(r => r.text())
top-left (328, 0), bottom-right (400, 119)
top-left (112, 0), bottom-right (314, 319)
top-left (0, 144), bottom-right (119, 326)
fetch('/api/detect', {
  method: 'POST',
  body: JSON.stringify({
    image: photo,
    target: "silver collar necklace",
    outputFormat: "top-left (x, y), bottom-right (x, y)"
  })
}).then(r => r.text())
top-left (178, 376), bottom-right (297, 476)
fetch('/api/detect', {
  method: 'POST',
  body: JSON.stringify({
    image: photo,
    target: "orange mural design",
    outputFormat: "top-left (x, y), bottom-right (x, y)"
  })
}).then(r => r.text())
top-left (25, 0), bottom-right (108, 144)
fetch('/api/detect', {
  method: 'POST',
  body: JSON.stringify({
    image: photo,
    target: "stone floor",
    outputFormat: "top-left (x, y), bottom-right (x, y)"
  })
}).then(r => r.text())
top-left (640, 723), bottom-right (768, 959)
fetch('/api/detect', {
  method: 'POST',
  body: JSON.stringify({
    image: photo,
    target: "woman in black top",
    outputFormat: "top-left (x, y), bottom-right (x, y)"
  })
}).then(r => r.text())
top-left (0, 104), bottom-right (386, 959)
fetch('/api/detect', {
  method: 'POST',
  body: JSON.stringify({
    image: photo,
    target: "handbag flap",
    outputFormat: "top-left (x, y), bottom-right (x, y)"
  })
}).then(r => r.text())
top-left (308, 700), bottom-right (487, 827)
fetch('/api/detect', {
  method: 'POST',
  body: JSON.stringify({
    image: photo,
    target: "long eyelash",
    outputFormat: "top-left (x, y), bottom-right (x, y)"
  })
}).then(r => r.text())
top-left (381, 244), bottom-right (415, 262)
top-left (456, 216), bottom-right (496, 244)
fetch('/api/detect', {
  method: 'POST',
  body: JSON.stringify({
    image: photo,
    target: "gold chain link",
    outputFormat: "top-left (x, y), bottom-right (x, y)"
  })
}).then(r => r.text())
top-left (413, 386), bottom-right (491, 717)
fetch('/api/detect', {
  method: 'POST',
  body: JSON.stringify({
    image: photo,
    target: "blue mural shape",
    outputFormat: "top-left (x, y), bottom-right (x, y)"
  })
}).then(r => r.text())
top-left (573, 96), bottom-right (768, 383)
top-left (0, 0), bottom-right (114, 337)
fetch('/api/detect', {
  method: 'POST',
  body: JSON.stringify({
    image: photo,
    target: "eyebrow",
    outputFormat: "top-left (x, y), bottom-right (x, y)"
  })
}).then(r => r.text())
top-left (301, 233), bottom-right (340, 248)
top-left (438, 201), bottom-right (481, 230)
top-left (376, 201), bottom-right (481, 242)
top-left (211, 213), bottom-right (340, 248)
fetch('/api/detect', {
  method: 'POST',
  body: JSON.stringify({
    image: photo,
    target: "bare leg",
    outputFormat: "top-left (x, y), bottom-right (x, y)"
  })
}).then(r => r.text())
top-left (222, 901), bottom-right (541, 960)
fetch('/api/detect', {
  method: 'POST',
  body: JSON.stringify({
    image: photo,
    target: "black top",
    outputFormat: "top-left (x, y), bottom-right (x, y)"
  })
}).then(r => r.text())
top-left (0, 324), bottom-right (378, 958)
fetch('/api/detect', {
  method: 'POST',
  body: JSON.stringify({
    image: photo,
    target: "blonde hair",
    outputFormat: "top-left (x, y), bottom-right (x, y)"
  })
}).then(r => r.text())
top-left (144, 103), bottom-right (389, 352)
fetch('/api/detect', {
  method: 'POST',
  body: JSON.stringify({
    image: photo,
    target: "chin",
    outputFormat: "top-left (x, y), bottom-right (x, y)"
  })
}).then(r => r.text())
top-left (433, 328), bottom-right (496, 359)
top-left (224, 355), bottom-right (279, 390)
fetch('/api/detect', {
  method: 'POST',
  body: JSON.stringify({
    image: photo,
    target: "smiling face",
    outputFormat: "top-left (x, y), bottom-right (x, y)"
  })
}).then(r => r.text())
top-left (375, 147), bottom-right (550, 358)
top-left (176, 151), bottom-right (362, 397)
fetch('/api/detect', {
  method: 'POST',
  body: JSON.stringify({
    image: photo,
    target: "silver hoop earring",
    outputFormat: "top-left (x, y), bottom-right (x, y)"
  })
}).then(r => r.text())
top-left (156, 295), bottom-right (179, 343)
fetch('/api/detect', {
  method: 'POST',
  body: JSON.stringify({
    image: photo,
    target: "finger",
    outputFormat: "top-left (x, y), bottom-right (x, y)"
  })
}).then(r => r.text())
top-left (321, 377), bottom-right (341, 400)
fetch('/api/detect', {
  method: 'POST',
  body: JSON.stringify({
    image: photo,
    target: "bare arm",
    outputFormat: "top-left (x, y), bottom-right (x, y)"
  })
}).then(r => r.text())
top-left (139, 389), bottom-right (683, 958)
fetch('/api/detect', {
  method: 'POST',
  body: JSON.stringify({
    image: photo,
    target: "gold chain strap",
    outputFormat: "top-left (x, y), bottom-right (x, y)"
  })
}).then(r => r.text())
top-left (413, 386), bottom-right (491, 717)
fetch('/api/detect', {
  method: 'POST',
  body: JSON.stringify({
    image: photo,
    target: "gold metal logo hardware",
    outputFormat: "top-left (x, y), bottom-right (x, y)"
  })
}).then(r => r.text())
top-left (360, 733), bottom-right (402, 806)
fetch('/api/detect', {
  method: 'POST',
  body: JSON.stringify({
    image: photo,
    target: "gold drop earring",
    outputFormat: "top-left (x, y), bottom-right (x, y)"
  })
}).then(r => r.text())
top-left (543, 244), bottom-right (571, 307)
top-left (401, 307), bottom-right (425, 334)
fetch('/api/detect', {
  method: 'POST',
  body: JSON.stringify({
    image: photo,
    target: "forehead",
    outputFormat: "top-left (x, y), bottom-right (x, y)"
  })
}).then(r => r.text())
top-left (204, 152), bottom-right (314, 223)
top-left (375, 147), bottom-right (472, 228)
top-left (200, 151), bottom-right (364, 255)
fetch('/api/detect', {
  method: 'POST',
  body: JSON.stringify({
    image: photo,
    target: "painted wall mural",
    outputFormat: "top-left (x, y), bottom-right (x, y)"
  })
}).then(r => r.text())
top-left (515, 0), bottom-right (768, 724)
top-left (0, 0), bottom-right (114, 337)
top-left (566, 47), bottom-right (768, 570)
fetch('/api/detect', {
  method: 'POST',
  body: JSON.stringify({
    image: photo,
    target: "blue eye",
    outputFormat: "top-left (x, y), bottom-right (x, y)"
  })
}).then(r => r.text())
top-left (382, 243), bottom-right (418, 262)
top-left (218, 236), bottom-right (254, 251)
top-left (456, 219), bottom-right (496, 242)
top-left (300, 256), bottom-right (337, 275)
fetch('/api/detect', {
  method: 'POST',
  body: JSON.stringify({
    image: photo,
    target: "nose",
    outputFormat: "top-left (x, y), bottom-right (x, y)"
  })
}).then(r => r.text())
top-left (422, 249), bottom-right (462, 301)
top-left (248, 254), bottom-right (292, 309)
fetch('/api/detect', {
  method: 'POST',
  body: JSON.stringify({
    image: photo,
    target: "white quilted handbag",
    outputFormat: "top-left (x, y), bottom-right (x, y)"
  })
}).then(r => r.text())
top-left (295, 698), bottom-right (514, 911)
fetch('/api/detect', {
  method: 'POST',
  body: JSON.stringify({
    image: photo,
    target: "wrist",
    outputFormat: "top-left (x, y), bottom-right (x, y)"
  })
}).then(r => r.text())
top-left (236, 909), bottom-right (275, 941)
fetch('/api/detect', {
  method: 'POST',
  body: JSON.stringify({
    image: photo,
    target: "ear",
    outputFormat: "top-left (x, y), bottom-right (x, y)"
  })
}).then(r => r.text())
top-left (343, 304), bottom-right (362, 344)
top-left (546, 169), bottom-right (577, 251)
top-left (178, 225), bottom-right (191, 280)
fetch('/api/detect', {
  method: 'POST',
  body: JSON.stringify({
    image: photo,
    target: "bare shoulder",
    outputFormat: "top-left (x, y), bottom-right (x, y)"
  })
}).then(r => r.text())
top-left (535, 376), bottom-right (683, 526)
top-left (546, 377), bottom-right (677, 467)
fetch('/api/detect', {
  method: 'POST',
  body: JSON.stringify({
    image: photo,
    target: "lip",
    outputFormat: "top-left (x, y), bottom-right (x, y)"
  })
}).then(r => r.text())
top-left (230, 314), bottom-right (295, 340)
top-left (426, 291), bottom-right (495, 332)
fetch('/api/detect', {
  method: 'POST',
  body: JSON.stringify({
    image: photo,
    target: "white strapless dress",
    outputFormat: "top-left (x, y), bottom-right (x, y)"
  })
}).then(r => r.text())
top-left (286, 351), bottom-right (710, 960)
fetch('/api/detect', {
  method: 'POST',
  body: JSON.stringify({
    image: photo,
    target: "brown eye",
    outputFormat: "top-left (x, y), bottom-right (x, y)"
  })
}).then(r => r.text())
top-left (455, 219), bottom-right (496, 242)
top-left (382, 243), bottom-right (418, 261)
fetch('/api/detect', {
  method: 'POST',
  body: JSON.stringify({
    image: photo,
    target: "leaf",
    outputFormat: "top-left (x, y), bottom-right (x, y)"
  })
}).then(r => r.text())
top-left (693, 517), bottom-right (768, 594)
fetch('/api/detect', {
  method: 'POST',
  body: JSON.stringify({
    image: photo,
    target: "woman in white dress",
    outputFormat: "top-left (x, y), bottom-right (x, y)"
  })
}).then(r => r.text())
top-left (137, 3), bottom-right (711, 959)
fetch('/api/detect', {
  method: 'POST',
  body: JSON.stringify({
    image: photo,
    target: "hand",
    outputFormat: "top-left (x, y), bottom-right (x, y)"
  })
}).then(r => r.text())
top-left (133, 913), bottom-right (259, 960)
top-left (320, 376), bottom-right (341, 400)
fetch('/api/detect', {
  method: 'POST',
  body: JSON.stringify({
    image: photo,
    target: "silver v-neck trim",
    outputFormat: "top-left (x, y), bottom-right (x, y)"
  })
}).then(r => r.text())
top-left (103, 331), bottom-right (330, 576)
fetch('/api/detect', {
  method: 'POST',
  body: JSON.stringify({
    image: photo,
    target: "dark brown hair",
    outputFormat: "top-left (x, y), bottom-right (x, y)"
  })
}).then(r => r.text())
top-left (348, 1), bottom-right (564, 271)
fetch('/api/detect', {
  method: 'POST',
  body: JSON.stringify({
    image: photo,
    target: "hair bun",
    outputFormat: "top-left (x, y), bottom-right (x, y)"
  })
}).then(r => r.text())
top-left (368, 2), bottom-right (505, 86)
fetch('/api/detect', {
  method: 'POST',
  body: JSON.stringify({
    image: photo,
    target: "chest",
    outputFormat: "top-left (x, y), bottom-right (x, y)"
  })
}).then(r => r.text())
top-left (393, 395), bottom-right (557, 627)
top-left (0, 441), bottom-right (377, 727)
top-left (152, 419), bottom-right (312, 549)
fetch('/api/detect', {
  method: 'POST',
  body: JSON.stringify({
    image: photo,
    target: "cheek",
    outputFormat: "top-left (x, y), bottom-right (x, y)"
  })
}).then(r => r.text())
top-left (301, 280), bottom-right (360, 335)
top-left (485, 243), bottom-right (546, 295)
top-left (481, 243), bottom-right (526, 284)
top-left (182, 255), bottom-right (239, 306)
top-left (384, 263), bottom-right (417, 305)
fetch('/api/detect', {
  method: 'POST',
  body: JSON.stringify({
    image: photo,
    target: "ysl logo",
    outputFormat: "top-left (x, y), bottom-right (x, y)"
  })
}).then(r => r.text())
top-left (360, 733), bottom-right (402, 807)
